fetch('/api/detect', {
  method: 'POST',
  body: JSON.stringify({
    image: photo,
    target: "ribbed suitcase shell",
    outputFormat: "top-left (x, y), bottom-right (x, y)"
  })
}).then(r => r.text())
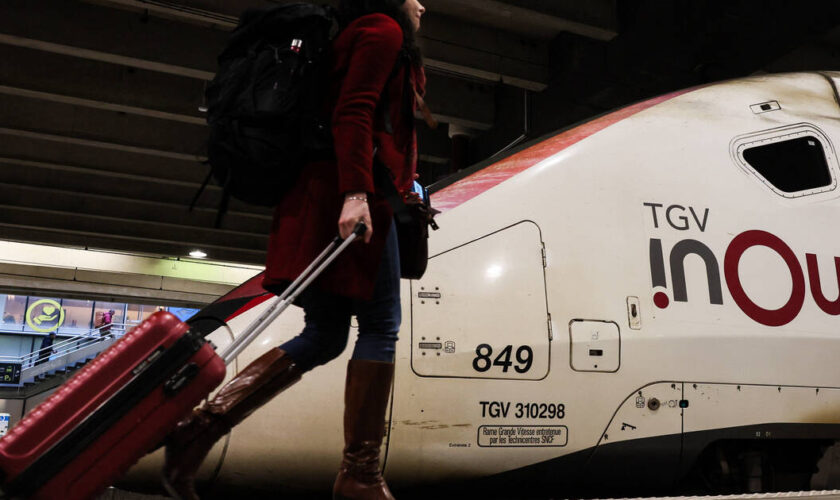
top-left (0, 312), bottom-right (226, 500)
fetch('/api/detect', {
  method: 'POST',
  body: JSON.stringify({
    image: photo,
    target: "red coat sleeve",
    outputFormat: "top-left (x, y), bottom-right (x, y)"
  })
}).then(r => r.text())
top-left (332, 14), bottom-right (404, 195)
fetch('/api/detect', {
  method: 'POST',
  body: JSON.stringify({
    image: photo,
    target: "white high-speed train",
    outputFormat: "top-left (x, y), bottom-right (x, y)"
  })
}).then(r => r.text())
top-left (124, 71), bottom-right (840, 497)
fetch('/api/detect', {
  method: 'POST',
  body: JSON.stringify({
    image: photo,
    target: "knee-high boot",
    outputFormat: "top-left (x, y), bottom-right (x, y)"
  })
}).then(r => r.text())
top-left (162, 348), bottom-right (302, 500)
top-left (333, 359), bottom-right (396, 500)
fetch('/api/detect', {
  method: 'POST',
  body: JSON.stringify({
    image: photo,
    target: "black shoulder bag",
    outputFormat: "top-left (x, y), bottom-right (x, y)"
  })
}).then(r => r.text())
top-left (374, 161), bottom-right (439, 280)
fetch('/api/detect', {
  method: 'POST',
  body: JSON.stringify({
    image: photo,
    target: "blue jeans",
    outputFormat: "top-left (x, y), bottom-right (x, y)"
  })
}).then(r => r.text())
top-left (279, 221), bottom-right (401, 372)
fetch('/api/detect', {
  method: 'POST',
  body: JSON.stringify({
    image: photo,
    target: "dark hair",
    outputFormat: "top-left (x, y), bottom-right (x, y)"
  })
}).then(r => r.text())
top-left (337, 0), bottom-right (422, 66)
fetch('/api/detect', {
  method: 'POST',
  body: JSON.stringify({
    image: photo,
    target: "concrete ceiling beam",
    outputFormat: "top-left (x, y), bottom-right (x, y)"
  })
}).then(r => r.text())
top-left (424, 73), bottom-right (495, 130)
top-left (0, 183), bottom-right (271, 235)
top-left (0, 262), bottom-right (239, 297)
top-left (82, 0), bottom-right (243, 29)
top-left (30, 0), bottom-right (550, 90)
top-left (0, 85), bottom-right (204, 126)
top-left (0, 224), bottom-right (264, 265)
top-left (0, 127), bottom-right (204, 163)
top-left (0, 133), bottom-right (207, 184)
top-left (500, 0), bottom-right (619, 34)
top-left (421, 13), bottom-right (547, 66)
top-left (0, 272), bottom-right (226, 308)
top-left (0, 93), bottom-right (208, 157)
top-left (0, 45), bottom-right (206, 121)
top-left (421, 0), bottom-right (617, 41)
top-left (0, 206), bottom-right (268, 253)
top-left (0, 0), bottom-right (223, 76)
top-left (153, 0), bottom-right (298, 19)
top-left (0, 239), bottom-right (260, 286)
top-left (408, 46), bottom-right (551, 92)
top-left (0, 33), bottom-right (214, 81)
top-left (104, 0), bottom-right (617, 41)
top-left (0, 43), bottom-right (494, 131)
top-left (420, 13), bottom-right (550, 90)
top-left (0, 156), bottom-right (271, 216)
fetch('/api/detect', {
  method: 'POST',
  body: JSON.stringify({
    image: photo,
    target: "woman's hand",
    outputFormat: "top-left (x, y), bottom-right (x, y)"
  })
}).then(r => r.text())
top-left (339, 192), bottom-right (373, 243)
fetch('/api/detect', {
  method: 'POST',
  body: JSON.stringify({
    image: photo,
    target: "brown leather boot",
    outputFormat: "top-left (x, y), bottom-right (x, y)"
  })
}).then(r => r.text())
top-left (162, 348), bottom-right (301, 500)
top-left (333, 360), bottom-right (396, 500)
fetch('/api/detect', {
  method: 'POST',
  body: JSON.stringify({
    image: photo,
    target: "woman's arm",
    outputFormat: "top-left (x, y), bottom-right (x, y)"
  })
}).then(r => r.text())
top-left (333, 14), bottom-right (404, 241)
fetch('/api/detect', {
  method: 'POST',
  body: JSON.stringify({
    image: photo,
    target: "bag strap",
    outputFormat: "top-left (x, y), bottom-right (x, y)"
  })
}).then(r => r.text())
top-left (373, 157), bottom-right (412, 224)
top-left (373, 51), bottom-right (430, 224)
top-left (379, 49), bottom-right (412, 135)
top-left (415, 90), bottom-right (437, 129)
top-left (372, 52), bottom-right (440, 227)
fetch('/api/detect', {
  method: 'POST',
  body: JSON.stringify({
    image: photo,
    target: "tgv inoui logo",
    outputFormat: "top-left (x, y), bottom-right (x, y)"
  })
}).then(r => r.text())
top-left (645, 202), bottom-right (840, 327)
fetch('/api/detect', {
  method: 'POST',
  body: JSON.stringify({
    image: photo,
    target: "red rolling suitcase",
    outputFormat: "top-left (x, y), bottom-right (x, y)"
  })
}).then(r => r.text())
top-left (0, 312), bottom-right (224, 499)
top-left (0, 224), bottom-right (365, 499)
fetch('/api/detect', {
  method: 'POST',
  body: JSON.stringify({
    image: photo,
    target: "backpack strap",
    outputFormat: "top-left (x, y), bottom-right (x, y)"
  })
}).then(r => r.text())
top-left (215, 176), bottom-right (232, 228)
top-left (188, 162), bottom-right (230, 228)
top-left (189, 163), bottom-right (214, 212)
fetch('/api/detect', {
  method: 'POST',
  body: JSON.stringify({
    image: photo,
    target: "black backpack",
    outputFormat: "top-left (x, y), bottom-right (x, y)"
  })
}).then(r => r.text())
top-left (194, 3), bottom-right (337, 226)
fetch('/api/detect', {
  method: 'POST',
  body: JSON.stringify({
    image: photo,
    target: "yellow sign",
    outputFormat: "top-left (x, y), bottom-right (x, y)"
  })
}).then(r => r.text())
top-left (26, 299), bottom-right (65, 333)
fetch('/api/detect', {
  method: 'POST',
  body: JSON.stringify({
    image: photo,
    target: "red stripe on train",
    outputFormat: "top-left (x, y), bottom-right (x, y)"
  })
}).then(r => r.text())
top-left (431, 89), bottom-right (692, 213)
top-left (225, 294), bottom-right (274, 322)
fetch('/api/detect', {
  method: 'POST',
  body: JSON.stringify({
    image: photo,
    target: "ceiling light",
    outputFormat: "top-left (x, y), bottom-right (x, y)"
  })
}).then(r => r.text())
top-left (189, 250), bottom-right (208, 259)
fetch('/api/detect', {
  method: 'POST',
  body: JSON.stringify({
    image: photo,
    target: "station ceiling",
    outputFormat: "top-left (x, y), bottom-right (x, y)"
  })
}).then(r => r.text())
top-left (1, 0), bottom-right (838, 267)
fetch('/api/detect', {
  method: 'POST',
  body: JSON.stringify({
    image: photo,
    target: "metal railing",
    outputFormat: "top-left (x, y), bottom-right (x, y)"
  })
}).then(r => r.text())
top-left (0, 323), bottom-right (133, 386)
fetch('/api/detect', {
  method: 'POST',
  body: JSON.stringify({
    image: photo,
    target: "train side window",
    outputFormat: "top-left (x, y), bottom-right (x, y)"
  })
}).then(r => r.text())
top-left (732, 124), bottom-right (839, 199)
top-left (742, 137), bottom-right (832, 193)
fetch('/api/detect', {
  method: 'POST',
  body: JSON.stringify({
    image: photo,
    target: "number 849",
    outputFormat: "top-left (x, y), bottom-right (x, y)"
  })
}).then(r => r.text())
top-left (472, 344), bottom-right (533, 373)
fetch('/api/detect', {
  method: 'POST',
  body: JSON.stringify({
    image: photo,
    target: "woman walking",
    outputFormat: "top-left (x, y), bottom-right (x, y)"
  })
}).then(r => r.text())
top-left (162, 1), bottom-right (426, 499)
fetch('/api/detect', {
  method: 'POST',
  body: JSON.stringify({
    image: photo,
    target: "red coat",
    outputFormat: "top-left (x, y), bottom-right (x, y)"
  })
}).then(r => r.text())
top-left (262, 13), bottom-right (425, 299)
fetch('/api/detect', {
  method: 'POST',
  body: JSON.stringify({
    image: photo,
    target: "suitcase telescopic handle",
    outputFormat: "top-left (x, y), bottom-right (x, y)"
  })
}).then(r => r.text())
top-left (219, 221), bottom-right (367, 365)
